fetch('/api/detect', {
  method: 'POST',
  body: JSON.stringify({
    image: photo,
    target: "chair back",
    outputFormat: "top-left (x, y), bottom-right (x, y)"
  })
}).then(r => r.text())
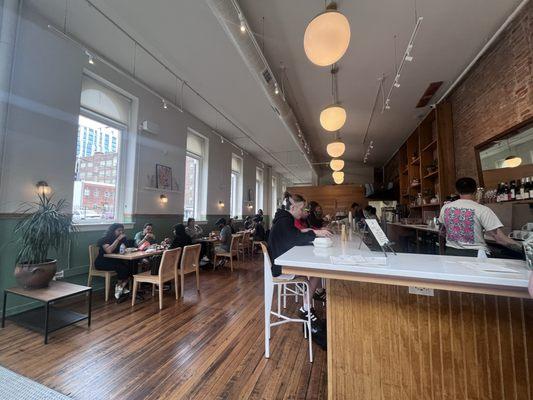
top-left (230, 234), bottom-right (241, 254)
top-left (242, 231), bottom-right (251, 245)
top-left (159, 248), bottom-right (181, 281)
top-left (181, 244), bottom-right (201, 274)
top-left (88, 245), bottom-right (99, 272)
top-left (260, 242), bottom-right (273, 282)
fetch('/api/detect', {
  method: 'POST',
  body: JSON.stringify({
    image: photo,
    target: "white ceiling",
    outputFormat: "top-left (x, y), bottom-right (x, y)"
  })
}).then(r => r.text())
top-left (28, 0), bottom-right (523, 183)
top-left (27, 0), bottom-right (314, 183)
top-left (239, 0), bottom-right (523, 167)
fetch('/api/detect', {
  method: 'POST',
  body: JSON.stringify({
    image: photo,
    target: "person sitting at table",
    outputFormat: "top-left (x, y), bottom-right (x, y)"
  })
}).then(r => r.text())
top-left (134, 223), bottom-right (156, 249)
top-left (228, 217), bottom-right (237, 234)
top-left (244, 216), bottom-right (254, 230)
top-left (439, 177), bottom-right (523, 257)
top-left (294, 205), bottom-right (310, 231)
top-left (268, 192), bottom-right (332, 323)
top-left (307, 201), bottom-right (324, 229)
top-left (185, 218), bottom-right (203, 239)
top-left (252, 215), bottom-right (267, 241)
top-left (363, 206), bottom-right (379, 222)
top-left (95, 223), bottom-right (133, 300)
top-left (350, 202), bottom-right (364, 224)
top-left (214, 218), bottom-right (232, 265)
top-left (169, 224), bottom-right (192, 250)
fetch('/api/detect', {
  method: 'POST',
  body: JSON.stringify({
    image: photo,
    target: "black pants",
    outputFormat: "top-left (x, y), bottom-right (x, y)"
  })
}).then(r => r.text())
top-left (445, 247), bottom-right (479, 257)
top-left (95, 258), bottom-right (133, 280)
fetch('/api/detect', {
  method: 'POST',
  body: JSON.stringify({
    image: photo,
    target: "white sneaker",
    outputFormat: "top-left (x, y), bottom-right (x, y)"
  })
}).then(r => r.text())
top-left (122, 287), bottom-right (131, 295)
top-left (114, 284), bottom-right (124, 299)
top-left (202, 256), bottom-right (210, 262)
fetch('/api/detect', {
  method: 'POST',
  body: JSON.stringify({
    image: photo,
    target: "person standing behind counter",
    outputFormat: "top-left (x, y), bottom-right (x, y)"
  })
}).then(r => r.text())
top-left (439, 177), bottom-right (522, 257)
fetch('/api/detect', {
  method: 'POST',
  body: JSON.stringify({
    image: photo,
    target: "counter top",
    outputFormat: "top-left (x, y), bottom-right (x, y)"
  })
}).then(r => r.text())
top-left (275, 236), bottom-right (531, 298)
top-left (387, 222), bottom-right (439, 233)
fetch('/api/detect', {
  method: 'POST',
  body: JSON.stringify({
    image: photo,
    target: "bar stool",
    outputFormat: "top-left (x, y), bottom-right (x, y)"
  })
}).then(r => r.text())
top-left (260, 243), bottom-right (313, 363)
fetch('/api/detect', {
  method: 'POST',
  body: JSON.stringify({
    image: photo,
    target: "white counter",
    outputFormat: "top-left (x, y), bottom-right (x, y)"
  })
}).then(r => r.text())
top-left (275, 235), bottom-right (531, 298)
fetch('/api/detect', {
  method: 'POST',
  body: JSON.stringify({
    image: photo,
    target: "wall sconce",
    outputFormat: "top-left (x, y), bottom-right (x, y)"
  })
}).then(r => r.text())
top-left (159, 194), bottom-right (168, 204)
top-left (247, 202), bottom-right (253, 209)
top-left (218, 200), bottom-right (225, 208)
top-left (36, 181), bottom-right (51, 196)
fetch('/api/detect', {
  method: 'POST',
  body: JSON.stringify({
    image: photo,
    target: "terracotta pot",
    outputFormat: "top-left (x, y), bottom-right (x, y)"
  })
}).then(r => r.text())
top-left (14, 260), bottom-right (57, 289)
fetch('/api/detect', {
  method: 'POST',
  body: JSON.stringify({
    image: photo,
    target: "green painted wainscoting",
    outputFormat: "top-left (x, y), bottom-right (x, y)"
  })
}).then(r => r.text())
top-left (0, 214), bottom-right (240, 317)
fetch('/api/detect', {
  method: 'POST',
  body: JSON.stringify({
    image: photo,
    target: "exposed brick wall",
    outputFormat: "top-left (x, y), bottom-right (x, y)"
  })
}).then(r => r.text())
top-left (449, 2), bottom-right (532, 181)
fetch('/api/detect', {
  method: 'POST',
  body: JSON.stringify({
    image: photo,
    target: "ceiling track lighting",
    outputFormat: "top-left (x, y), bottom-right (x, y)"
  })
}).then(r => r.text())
top-left (162, 99), bottom-right (168, 109)
top-left (274, 83), bottom-right (279, 95)
top-left (238, 12), bottom-right (246, 33)
top-left (85, 50), bottom-right (94, 65)
top-left (383, 16), bottom-right (423, 112)
top-left (304, 2), bottom-right (351, 66)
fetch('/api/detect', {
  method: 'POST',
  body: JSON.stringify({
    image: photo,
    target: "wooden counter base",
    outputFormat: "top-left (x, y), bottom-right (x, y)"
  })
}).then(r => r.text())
top-left (326, 279), bottom-right (533, 399)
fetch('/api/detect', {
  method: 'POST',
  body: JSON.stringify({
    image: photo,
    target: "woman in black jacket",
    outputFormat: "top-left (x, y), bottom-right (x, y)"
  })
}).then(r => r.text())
top-left (268, 192), bottom-right (331, 321)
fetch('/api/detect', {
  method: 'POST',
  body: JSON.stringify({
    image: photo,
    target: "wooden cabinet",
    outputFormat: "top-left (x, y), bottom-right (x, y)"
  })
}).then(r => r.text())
top-left (389, 101), bottom-right (455, 218)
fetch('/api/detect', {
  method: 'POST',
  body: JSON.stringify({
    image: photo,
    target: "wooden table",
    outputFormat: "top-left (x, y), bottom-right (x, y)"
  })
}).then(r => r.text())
top-left (2, 281), bottom-right (92, 344)
top-left (276, 235), bottom-right (532, 399)
top-left (104, 249), bottom-right (164, 261)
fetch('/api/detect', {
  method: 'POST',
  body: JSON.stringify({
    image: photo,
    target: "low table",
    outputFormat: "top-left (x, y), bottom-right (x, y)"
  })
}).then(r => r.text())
top-left (2, 281), bottom-right (92, 344)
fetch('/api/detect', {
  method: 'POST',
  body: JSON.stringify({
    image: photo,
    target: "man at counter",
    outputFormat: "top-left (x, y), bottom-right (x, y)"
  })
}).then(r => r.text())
top-left (439, 177), bottom-right (523, 257)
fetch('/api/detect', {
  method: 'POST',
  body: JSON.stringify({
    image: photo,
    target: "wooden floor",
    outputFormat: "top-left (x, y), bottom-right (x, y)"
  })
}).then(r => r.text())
top-left (0, 256), bottom-right (327, 400)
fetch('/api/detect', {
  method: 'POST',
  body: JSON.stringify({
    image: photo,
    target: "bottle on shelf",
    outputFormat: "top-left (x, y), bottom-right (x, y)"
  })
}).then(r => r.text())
top-left (517, 178), bottom-right (524, 200)
top-left (509, 180), bottom-right (516, 201)
top-left (524, 177), bottom-right (531, 200)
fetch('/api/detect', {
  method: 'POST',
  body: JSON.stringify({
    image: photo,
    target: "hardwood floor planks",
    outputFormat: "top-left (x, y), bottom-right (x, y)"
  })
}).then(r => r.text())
top-left (0, 258), bottom-right (326, 399)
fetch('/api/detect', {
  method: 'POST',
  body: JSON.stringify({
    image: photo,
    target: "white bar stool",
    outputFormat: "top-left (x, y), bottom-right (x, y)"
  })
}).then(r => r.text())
top-left (260, 243), bottom-right (313, 363)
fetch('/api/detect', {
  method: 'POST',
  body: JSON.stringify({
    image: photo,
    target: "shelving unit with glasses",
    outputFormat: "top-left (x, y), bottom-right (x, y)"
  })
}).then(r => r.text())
top-left (387, 101), bottom-right (455, 220)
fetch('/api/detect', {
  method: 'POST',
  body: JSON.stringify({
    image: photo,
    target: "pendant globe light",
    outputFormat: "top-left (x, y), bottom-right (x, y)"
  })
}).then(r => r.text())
top-left (320, 66), bottom-right (346, 131)
top-left (327, 135), bottom-right (345, 158)
top-left (304, 2), bottom-right (351, 67)
top-left (330, 158), bottom-right (344, 171)
top-left (332, 171), bottom-right (344, 184)
top-left (501, 137), bottom-right (522, 168)
top-left (502, 155), bottom-right (522, 168)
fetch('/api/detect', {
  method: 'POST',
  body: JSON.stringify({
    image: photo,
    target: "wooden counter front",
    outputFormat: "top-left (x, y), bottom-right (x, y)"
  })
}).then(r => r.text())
top-left (326, 279), bottom-right (533, 400)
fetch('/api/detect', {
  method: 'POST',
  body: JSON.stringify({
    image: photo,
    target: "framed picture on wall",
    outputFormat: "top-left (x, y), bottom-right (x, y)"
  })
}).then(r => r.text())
top-left (156, 164), bottom-right (172, 190)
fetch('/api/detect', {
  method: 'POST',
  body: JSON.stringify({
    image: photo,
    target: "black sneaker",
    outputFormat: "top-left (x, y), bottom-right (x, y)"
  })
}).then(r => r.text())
top-left (313, 289), bottom-right (326, 302)
top-left (298, 307), bottom-right (318, 323)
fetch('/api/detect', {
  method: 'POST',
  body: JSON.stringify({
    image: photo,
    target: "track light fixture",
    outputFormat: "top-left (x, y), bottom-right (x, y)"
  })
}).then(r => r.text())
top-left (238, 13), bottom-right (246, 33)
top-left (274, 84), bottom-right (279, 95)
top-left (85, 50), bottom-right (94, 65)
top-left (162, 99), bottom-right (168, 109)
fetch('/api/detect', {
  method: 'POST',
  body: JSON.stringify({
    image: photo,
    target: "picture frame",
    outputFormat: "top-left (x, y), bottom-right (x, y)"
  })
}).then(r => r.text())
top-left (156, 164), bottom-right (172, 190)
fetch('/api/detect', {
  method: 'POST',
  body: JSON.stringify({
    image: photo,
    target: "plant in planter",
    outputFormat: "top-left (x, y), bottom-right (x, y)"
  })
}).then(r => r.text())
top-left (13, 194), bottom-right (75, 289)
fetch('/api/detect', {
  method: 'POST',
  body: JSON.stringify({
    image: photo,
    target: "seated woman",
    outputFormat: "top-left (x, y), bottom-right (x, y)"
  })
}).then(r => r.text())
top-left (169, 224), bottom-right (192, 249)
top-left (252, 215), bottom-right (267, 241)
top-left (294, 206), bottom-right (310, 231)
top-left (214, 218), bottom-right (232, 267)
top-left (134, 223), bottom-right (156, 249)
top-left (307, 201), bottom-right (324, 229)
top-left (184, 218), bottom-right (203, 239)
top-left (94, 223), bottom-right (133, 300)
top-left (268, 192), bottom-right (331, 322)
top-left (244, 216), bottom-right (254, 230)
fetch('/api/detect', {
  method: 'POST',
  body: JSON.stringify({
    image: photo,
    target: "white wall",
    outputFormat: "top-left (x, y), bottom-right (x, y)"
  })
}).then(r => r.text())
top-left (0, 2), bottom-right (278, 218)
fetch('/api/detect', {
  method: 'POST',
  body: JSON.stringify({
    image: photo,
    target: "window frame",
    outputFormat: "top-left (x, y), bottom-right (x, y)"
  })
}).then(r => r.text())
top-left (256, 167), bottom-right (264, 214)
top-left (230, 154), bottom-right (243, 218)
top-left (184, 129), bottom-right (208, 221)
top-left (184, 151), bottom-right (202, 221)
top-left (73, 108), bottom-right (127, 225)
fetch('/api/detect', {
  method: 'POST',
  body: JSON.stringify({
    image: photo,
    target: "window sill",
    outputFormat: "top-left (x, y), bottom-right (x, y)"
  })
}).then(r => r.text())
top-left (73, 222), bottom-right (135, 232)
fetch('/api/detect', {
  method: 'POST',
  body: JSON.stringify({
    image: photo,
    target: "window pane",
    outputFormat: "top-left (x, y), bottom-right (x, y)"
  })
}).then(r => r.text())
top-left (184, 155), bottom-right (199, 220)
top-left (73, 115), bottom-right (120, 222)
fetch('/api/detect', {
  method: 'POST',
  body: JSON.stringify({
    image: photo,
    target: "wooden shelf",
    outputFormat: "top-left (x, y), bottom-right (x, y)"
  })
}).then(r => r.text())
top-left (422, 139), bottom-right (437, 152)
top-left (423, 170), bottom-right (439, 179)
top-left (401, 193), bottom-right (410, 197)
top-left (410, 157), bottom-right (420, 165)
top-left (410, 183), bottom-right (421, 188)
top-left (402, 167), bottom-right (408, 175)
top-left (410, 205), bottom-right (423, 209)
top-left (423, 203), bottom-right (440, 208)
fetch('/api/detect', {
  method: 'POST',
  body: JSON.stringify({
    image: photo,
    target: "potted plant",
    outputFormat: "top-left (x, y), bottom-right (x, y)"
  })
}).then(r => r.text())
top-left (13, 194), bottom-right (75, 289)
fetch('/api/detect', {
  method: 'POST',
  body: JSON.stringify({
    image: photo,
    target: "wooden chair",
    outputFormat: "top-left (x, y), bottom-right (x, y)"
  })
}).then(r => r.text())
top-left (178, 244), bottom-right (201, 298)
top-left (87, 245), bottom-right (117, 302)
top-left (131, 247), bottom-right (181, 310)
top-left (213, 234), bottom-right (241, 272)
top-left (238, 231), bottom-right (252, 260)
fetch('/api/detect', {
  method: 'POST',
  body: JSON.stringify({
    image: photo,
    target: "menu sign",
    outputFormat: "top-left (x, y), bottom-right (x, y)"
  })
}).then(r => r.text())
top-left (364, 219), bottom-right (390, 247)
